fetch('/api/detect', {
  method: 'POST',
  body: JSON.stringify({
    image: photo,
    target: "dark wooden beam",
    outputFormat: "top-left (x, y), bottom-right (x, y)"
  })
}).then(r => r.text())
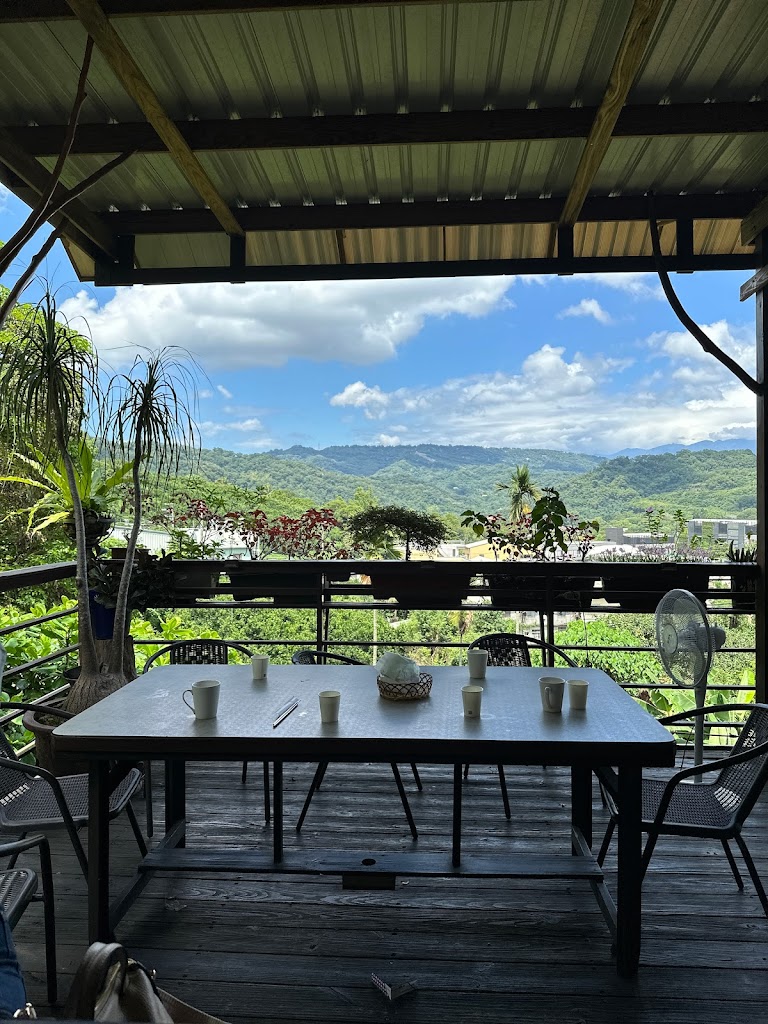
top-left (0, 128), bottom-right (118, 260)
top-left (1, 2), bottom-right (484, 23)
top-left (94, 251), bottom-right (757, 288)
top-left (63, 0), bottom-right (243, 236)
top-left (11, 103), bottom-right (768, 158)
top-left (560, 0), bottom-right (665, 227)
top-left (101, 192), bottom-right (761, 236)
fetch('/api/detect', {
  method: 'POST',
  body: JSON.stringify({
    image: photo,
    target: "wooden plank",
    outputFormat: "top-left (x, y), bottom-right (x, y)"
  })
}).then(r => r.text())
top-left (0, 130), bottom-right (117, 259)
top-left (560, 0), bottom-right (665, 227)
top-left (63, 0), bottom-right (242, 237)
top-left (741, 264), bottom-right (768, 302)
top-left (742, 195), bottom-right (768, 246)
top-left (0, 560), bottom-right (76, 593)
top-left (11, 102), bottom-right (768, 157)
top-left (2, 2), bottom-right (493, 23)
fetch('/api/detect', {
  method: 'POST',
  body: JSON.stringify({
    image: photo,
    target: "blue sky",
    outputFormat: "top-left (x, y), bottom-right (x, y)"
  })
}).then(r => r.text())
top-left (1, 184), bottom-right (757, 457)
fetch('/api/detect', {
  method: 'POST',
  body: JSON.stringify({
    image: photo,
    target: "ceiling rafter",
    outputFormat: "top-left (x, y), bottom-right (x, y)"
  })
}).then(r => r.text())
top-left (2, 2), bottom-right (485, 23)
top-left (558, 0), bottom-right (666, 232)
top-left (0, 127), bottom-right (117, 261)
top-left (10, 102), bottom-right (768, 158)
top-left (62, 0), bottom-right (242, 236)
top-left (101, 192), bottom-right (759, 236)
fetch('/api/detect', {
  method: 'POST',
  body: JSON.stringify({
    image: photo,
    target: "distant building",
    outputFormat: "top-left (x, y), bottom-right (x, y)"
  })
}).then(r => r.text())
top-left (688, 519), bottom-right (757, 547)
top-left (604, 527), bottom-right (655, 546)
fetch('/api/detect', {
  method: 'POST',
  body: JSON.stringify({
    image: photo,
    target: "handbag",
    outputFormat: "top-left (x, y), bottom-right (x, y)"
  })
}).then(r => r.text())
top-left (63, 942), bottom-right (230, 1023)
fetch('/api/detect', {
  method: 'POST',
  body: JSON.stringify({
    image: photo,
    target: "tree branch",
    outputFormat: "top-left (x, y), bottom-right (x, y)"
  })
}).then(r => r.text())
top-left (648, 195), bottom-right (763, 396)
top-left (0, 227), bottom-right (62, 330)
top-left (0, 36), bottom-right (93, 278)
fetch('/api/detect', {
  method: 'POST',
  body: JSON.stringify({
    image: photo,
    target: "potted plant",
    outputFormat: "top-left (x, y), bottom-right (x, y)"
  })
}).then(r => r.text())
top-left (153, 497), bottom-right (224, 596)
top-left (0, 440), bottom-right (133, 552)
top-left (225, 508), bottom-right (347, 604)
top-left (89, 550), bottom-right (177, 636)
top-left (462, 488), bottom-right (600, 610)
top-left (727, 538), bottom-right (757, 610)
top-left (0, 294), bottom-right (199, 769)
top-left (347, 505), bottom-right (471, 607)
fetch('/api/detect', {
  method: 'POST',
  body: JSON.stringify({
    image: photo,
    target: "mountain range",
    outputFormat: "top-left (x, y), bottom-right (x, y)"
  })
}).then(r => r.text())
top-left (195, 441), bottom-right (757, 531)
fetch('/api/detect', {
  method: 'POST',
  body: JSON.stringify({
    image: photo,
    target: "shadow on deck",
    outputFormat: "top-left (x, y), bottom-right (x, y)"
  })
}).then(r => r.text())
top-left (11, 760), bottom-right (768, 1023)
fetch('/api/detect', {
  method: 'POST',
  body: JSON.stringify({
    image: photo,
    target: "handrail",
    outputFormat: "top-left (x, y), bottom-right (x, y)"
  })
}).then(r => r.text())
top-left (0, 607), bottom-right (76, 637)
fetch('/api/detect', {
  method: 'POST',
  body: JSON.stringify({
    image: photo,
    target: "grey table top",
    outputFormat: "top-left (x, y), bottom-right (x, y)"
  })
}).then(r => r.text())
top-left (54, 665), bottom-right (675, 767)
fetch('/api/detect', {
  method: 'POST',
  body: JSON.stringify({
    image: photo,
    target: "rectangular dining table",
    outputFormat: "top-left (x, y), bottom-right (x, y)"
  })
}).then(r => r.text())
top-left (54, 663), bottom-right (675, 977)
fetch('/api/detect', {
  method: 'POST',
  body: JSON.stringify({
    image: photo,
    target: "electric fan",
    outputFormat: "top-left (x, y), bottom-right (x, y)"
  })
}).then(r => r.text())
top-left (655, 589), bottom-right (726, 772)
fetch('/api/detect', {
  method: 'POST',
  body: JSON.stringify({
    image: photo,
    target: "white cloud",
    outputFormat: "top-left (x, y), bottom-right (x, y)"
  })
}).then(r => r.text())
top-left (0, 183), bottom-right (9, 213)
top-left (330, 381), bottom-right (390, 419)
top-left (59, 277), bottom-right (512, 370)
top-left (558, 298), bottom-right (614, 325)
top-left (198, 415), bottom-right (264, 438)
top-left (574, 273), bottom-right (664, 300)
top-left (216, 384), bottom-right (233, 399)
top-left (376, 434), bottom-right (402, 446)
top-left (198, 388), bottom-right (213, 399)
top-left (328, 327), bottom-right (755, 454)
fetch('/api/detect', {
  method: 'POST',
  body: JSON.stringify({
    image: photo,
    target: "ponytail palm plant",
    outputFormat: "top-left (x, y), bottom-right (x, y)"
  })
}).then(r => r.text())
top-left (0, 293), bottom-right (199, 715)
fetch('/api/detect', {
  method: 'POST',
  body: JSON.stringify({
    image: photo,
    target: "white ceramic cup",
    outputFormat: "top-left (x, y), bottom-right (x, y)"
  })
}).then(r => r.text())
top-left (467, 648), bottom-right (488, 680)
top-left (251, 654), bottom-right (269, 681)
top-left (319, 689), bottom-right (340, 724)
top-left (568, 678), bottom-right (589, 710)
top-left (462, 684), bottom-right (483, 718)
top-left (182, 679), bottom-right (220, 720)
top-left (539, 676), bottom-right (565, 714)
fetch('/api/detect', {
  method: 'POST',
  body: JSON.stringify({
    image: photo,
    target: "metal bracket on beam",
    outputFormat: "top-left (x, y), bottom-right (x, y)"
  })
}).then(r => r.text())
top-left (557, 226), bottom-right (574, 275)
top-left (229, 233), bottom-right (246, 283)
top-left (676, 219), bottom-right (694, 274)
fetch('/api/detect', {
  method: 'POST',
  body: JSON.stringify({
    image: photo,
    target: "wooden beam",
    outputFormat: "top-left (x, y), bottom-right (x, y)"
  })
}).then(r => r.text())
top-left (101, 192), bottom-right (760, 236)
top-left (0, 127), bottom-right (117, 260)
top-left (742, 195), bottom-right (768, 246)
top-left (2, 2), bottom-right (486, 23)
top-left (94, 251), bottom-right (757, 288)
top-left (741, 265), bottom-right (768, 303)
top-left (560, 0), bottom-right (665, 227)
top-left (11, 102), bottom-right (768, 158)
top-left (63, 0), bottom-right (242, 236)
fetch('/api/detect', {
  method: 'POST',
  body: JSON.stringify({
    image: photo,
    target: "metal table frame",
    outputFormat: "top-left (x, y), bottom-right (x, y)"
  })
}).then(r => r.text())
top-left (54, 665), bottom-right (675, 978)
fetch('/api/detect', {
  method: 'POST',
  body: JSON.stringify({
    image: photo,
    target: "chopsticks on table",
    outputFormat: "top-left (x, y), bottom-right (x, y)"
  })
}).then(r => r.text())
top-left (273, 696), bottom-right (299, 728)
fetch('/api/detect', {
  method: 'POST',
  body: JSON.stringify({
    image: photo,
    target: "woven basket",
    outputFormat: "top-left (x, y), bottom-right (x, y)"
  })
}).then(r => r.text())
top-left (377, 672), bottom-right (433, 701)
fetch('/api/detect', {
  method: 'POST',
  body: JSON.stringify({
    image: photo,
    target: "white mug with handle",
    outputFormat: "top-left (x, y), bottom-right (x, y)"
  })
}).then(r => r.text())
top-left (539, 676), bottom-right (565, 714)
top-left (183, 679), bottom-right (220, 720)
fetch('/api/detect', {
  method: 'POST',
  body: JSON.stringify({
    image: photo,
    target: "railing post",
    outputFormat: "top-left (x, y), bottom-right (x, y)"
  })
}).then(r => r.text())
top-left (756, 230), bottom-right (768, 702)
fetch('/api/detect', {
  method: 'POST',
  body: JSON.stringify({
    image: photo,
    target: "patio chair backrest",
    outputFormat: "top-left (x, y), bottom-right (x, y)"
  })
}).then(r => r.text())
top-left (0, 721), bottom-right (23, 800)
top-left (713, 704), bottom-right (768, 827)
top-left (292, 650), bottom-right (363, 666)
top-left (468, 633), bottom-right (577, 669)
top-left (142, 639), bottom-right (252, 672)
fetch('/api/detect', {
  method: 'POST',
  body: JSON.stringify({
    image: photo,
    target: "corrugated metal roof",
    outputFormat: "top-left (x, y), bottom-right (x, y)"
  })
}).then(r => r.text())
top-left (1, 0), bottom-right (766, 281)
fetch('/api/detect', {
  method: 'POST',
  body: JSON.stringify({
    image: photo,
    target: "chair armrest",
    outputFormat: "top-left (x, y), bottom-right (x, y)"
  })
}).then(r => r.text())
top-left (0, 755), bottom-right (82, 833)
top-left (0, 833), bottom-right (49, 859)
top-left (0, 700), bottom-right (75, 721)
top-left (659, 703), bottom-right (761, 726)
top-left (651, 736), bottom-right (768, 828)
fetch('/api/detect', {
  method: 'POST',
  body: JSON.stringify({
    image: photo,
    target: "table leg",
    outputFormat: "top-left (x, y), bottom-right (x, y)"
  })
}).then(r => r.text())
top-left (273, 761), bottom-right (283, 864)
top-left (165, 759), bottom-right (186, 847)
top-left (616, 765), bottom-right (642, 977)
top-left (452, 764), bottom-right (462, 867)
top-left (88, 759), bottom-right (111, 943)
top-left (571, 765), bottom-right (592, 851)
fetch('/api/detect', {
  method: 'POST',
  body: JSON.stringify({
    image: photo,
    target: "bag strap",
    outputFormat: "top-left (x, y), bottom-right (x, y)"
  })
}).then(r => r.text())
top-left (64, 942), bottom-right (129, 1019)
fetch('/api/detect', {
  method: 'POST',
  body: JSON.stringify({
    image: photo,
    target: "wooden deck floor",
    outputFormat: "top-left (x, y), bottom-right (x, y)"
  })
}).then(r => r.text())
top-left (11, 760), bottom-right (768, 1023)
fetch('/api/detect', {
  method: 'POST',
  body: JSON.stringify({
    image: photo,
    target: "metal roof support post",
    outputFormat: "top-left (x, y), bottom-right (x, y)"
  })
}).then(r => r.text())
top-left (755, 230), bottom-right (768, 704)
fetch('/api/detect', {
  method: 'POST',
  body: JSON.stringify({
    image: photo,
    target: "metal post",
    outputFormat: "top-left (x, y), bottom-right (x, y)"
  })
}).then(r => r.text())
top-left (756, 230), bottom-right (768, 703)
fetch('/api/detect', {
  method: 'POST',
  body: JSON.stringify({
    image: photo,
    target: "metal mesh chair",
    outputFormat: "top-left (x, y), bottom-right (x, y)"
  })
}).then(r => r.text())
top-left (292, 650), bottom-right (422, 839)
top-left (466, 633), bottom-right (578, 818)
top-left (1, 834), bottom-right (56, 1004)
top-left (142, 640), bottom-right (270, 830)
top-left (597, 703), bottom-right (768, 915)
top-left (0, 703), bottom-right (145, 885)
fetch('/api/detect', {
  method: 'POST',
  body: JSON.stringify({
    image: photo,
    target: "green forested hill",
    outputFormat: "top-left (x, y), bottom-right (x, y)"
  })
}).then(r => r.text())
top-left (192, 444), bottom-right (756, 530)
top-left (559, 449), bottom-right (756, 529)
